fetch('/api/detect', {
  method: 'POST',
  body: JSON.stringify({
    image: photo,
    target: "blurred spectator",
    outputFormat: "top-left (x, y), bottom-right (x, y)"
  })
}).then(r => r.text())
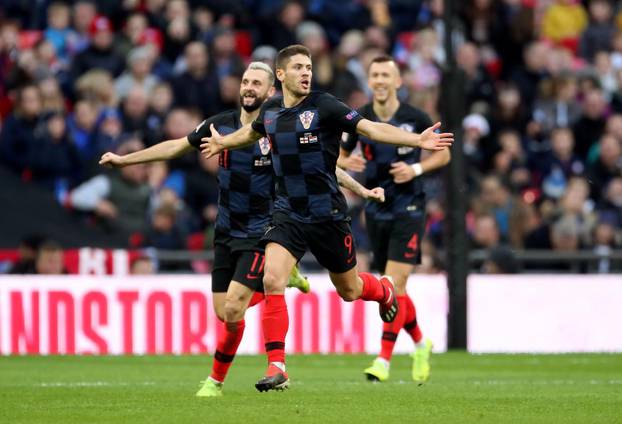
top-left (71, 0), bottom-right (98, 54)
top-left (130, 255), bottom-right (156, 274)
top-left (541, 0), bottom-right (587, 46)
top-left (114, 46), bottom-right (159, 100)
top-left (586, 133), bottom-right (622, 201)
top-left (34, 240), bottom-right (66, 274)
top-left (551, 214), bottom-right (581, 253)
top-left (482, 246), bottom-right (520, 274)
top-left (532, 73), bottom-right (581, 135)
top-left (8, 234), bottom-right (45, 274)
top-left (462, 113), bottom-right (489, 177)
top-left (67, 138), bottom-right (152, 238)
top-left (170, 41), bottom-right (221, 117)
top-left (297, 21), bottom-right (333, 91)
top-left (511, 41), bottom-right (550, 108)
top-left (120, 86), bottom-right (159, 146)
top-left (70, 15), bottom-right (125, 85)
top-left (456, 42), bottom-right (496, 108)
top-left (0, 84), bottom-right (43, 174)
top-left (210, 27), bottom-right (245, 82)
top-left (116, 12), bottom-right (149, 57)
top-left (38, 76), bottom-right (66, 113)
top-left (93, 107), bottom-right (123, 158)
top-left (572, 88), bottom-right (608, 160)
top-left (143, 203), bottom-right (187, 250)
top-left (471, 213), bottom-right (501, 249)
top-left (538, 127), bottom-right (584, 195)
top-left (599, 177), bottom-right (622, 229)
top-left (28, 111), bottom-right (82, 191)
top-left (67, 99), bottom-right (98, 162)
top-left (262, 0), bottom-right (305, 49)
top-left (590, 221), bottom-right (621, 273)
top-left (74, 69), bottom-right (117, 108)
top-left (43, 1), bottom-right (77, 66)
top-left (579, 0), bottom-right (614, 61)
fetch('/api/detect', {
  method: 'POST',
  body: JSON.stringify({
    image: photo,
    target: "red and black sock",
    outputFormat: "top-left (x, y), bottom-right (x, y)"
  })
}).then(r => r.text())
top-left (378, 295), bottom-right (408, 361)
top-left (403, 295), bottom-right (423, 343)
top-left (210, 320), bottom-right (245, 383)
top-left (262, 294), bottom-right (288, 365)
top-left (359, 272), bottom-right (390, 303)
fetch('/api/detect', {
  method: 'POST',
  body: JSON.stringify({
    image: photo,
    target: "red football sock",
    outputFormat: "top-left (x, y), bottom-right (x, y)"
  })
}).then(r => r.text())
top-left (210, 320), bottom-right (245, 383)
top-left (359, 272), bottom-right (388, 302)
top-left (262, 294), bottom-right (288, 364)
top-left (379, 295), bottom-right (408, 361)
top-left (248, 292), bottom-right (265, 307)
top-left (403, 295), bottom-right (423, 343)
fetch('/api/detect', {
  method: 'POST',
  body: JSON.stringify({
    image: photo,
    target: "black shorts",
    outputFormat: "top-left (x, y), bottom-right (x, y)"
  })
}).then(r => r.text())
top-left (212, 232), bottom-right (265, 293)
top-left (366, 212), bottom-right (426, 272)
top-left (262, 212), bottom-right (357, 274)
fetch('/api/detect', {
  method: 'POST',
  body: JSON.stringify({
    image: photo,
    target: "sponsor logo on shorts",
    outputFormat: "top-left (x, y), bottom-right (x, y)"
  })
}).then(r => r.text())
top-left (245, 273), bottom-right (260, 280)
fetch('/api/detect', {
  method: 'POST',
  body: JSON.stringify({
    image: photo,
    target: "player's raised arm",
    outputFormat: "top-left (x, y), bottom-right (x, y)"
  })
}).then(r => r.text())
top-left (200, 123), bottom-right (262, 158)
top-left (335, 167), bottom-right (385, 203)
top-left (356, 120), bottom-right (454, 151)
top-left (99, 137), bottom-right (193, 168)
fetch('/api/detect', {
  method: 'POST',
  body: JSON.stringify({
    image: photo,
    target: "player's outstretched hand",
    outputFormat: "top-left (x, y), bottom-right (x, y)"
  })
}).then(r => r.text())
top-left (339, 153), bottom-right (367, 173)
top-left (365, 187), bottom-right (385, 203)
top-left (200, 124), bottom-right (224, 158)
top-left (389, 161), bottom-right (416, 183)
top-left (420, 122), bottom-right (453, 151)
top-left (99, 152), bottom-right (125, 168)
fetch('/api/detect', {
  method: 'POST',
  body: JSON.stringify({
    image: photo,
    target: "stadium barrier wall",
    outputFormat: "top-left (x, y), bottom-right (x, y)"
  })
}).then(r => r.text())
top-left (467, 275), bottom-right (622, 353)
top-left (0, 275), bottom-right (449, 356)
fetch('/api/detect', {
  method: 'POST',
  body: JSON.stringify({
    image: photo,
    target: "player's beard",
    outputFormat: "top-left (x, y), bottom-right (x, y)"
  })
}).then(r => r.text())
top-left (240, 93), bottom-right (265, 112)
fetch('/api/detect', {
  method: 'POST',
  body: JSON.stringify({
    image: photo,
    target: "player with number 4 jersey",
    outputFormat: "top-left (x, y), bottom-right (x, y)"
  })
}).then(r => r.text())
top-left (340, 55), bottom-right (451, 384)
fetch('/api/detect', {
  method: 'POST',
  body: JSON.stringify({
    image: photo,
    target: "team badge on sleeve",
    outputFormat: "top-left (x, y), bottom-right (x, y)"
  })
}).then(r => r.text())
top-left (299, 111), bottom-right (315, 129)
top-left (259, 137), bottom-right (271, 155)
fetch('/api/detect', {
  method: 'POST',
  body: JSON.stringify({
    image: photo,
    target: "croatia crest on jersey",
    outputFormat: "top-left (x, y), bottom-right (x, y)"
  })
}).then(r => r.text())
top-left (259, 137), bottom-right (271, 155)
top-left (299, 111), bottom-right (315, 130)
top-left (400, 123), bottom-right (414, 132)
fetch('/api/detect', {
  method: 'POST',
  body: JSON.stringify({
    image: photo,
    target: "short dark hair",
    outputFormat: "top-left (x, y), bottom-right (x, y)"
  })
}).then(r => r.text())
top-left (368, 54), bottom-right (398, 71)
top-left (276, 44), bottom-right (311, 70)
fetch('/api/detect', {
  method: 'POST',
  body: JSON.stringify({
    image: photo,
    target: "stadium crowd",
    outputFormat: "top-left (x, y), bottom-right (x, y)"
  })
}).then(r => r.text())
top-left (1, 0), bottom-right (621, 273)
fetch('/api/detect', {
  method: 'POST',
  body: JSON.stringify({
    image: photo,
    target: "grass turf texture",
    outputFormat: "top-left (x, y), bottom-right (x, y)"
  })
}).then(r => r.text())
top-left (1, 353), bottom-right (621, 424)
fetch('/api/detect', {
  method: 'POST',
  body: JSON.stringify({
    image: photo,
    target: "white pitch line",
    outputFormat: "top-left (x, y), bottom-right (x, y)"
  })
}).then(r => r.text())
top-left (37, 381), bottom-right (156, 387)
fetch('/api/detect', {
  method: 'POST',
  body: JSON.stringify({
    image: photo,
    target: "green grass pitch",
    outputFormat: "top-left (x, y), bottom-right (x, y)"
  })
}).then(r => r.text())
top-left (1, 353), bottom-right (621, 423)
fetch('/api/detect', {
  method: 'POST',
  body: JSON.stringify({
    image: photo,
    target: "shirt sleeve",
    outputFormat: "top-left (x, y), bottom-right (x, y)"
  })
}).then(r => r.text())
top-left (186, 115), bottom-right (218, 150)
top-left (417, 110), bottom-right (434, 132)
top-left (251, 100), bottom-right (272, 136)
top-left (69, 175), bottom-right (111, 210)
top-left (317, 93), bottom-right (363, 133)
top-left (340, 131), bottom-right (359, 152)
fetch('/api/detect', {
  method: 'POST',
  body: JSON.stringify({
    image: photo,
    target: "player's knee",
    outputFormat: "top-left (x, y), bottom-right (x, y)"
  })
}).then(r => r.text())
top-left (336, 285), bottom-right (359, 302)
top-left (263, 269), bottom-right (286, 292)
top-left (224, 299), bottom-right (245, 321)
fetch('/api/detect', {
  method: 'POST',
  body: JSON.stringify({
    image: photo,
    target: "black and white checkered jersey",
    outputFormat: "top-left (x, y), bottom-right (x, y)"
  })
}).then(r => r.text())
top-left (342, 102), bottom-right (432, 220)
top-left (251, 91), bottom-right (363, 223)
top-left (187, 109), bottom-right (273, 238)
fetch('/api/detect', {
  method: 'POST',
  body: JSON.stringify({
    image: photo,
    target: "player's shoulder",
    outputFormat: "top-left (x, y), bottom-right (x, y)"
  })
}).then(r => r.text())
top-left (261, 95), bottom-right (282, 110)
top-left (195, 109), bottom-right (238, 132)
top-left (357, 102), bottom-right (375, 118)
top-left (311, 90), bottom-right (341, 105)
top-left (397, 103), bottom-right (431, 123)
